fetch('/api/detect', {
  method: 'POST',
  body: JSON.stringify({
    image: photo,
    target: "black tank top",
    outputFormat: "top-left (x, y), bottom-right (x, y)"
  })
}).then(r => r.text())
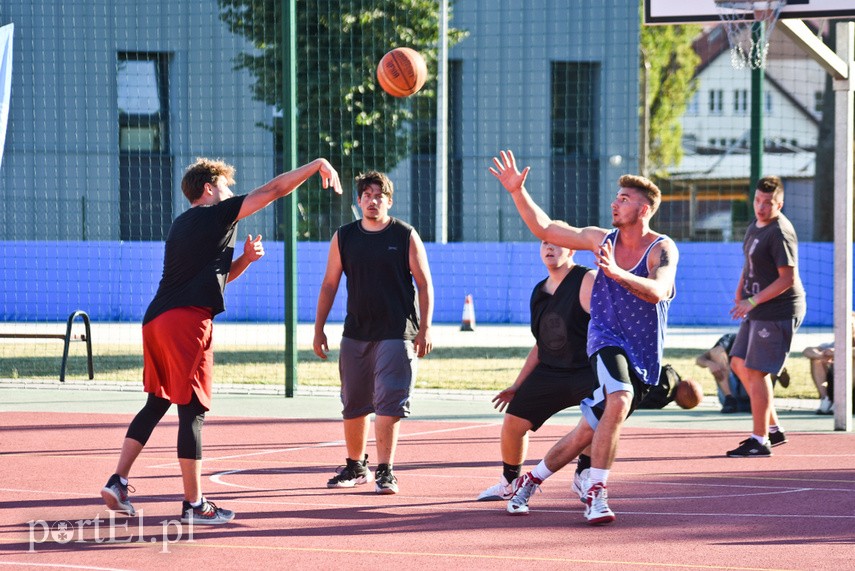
top-left (530, 264), bottom-right (592, 370)
top-left (338, 218), bottom-right (419, 341)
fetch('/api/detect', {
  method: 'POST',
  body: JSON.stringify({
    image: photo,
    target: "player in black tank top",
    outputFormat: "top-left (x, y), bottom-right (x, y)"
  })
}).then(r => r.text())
top-left (337, 218), bottom-right (419, 341)
top-left (477, 242), bottom-right (597, 502)
top-left (314, 171), bottom-right (434, 495)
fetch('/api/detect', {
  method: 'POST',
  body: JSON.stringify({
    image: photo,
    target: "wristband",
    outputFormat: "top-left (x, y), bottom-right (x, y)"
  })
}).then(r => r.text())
top-left (747, 297), bottom-right (757, 307)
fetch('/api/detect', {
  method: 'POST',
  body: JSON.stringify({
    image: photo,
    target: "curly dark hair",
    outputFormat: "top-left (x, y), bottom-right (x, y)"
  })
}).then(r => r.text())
top-left (181, 158), bottom-right (236, 203)
top-left (355, 171), bottom-right (394, 199)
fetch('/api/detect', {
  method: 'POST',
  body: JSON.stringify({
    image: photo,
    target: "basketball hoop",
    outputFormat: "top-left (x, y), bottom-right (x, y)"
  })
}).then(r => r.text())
top-left (714, 0), bottom-right (786, 69)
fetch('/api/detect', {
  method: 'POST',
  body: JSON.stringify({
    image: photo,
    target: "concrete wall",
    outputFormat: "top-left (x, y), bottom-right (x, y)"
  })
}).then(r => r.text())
top-left (0, 0), bottom-right (275, 240)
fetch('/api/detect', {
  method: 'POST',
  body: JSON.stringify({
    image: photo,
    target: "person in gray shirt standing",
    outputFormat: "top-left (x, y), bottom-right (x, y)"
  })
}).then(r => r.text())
top-left (726, 176), bottom-right (806, 457)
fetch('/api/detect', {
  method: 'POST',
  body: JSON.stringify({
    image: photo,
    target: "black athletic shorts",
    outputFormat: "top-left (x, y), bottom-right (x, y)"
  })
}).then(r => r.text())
top-left (580, 346), bottom-right (651, 431)
top-left (506, 363), bottom-right (597, 431)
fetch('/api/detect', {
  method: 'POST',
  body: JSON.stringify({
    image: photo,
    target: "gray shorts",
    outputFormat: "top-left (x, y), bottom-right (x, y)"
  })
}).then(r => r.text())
top-left (730, 317), bottom-right (801, 375)
top-left (338, 337), bottom-right (417, 419)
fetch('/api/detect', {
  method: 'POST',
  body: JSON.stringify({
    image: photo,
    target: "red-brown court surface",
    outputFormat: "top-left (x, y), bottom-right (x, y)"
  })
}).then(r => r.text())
top-left (1, 410), bottom-right (853, 570)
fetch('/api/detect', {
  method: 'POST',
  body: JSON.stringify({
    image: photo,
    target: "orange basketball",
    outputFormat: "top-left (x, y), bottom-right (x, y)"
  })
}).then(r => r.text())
top-left (376, 47), bottom-right (428, 98)
top-left (674, 379), bottom-right (704, 409)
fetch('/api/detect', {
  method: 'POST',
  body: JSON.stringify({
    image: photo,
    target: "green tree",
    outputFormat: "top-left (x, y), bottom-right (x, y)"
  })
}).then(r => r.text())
top-left (640, 17), bottom-right (701, 176)
top-left (218, 0), bottom-right (466, 239)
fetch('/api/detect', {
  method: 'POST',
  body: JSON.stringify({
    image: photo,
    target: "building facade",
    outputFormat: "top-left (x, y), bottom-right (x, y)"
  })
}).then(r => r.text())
top-left (0, 0), bottom-right (638, 243)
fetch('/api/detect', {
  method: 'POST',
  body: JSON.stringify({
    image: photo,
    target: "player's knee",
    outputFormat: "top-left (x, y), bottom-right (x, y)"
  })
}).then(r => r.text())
top-left (502, 414), bottom-right (533, 437)
top-left (604, 390), bottom-right (632, 415)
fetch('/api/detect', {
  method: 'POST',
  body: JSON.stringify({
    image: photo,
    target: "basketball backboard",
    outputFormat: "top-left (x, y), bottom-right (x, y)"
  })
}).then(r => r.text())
top-left (644, 0), bottom-right (855, 25)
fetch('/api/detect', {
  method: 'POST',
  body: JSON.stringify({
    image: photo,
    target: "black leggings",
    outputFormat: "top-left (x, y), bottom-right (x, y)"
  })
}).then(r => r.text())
top-left (126, 392), bottom-right (206, 460)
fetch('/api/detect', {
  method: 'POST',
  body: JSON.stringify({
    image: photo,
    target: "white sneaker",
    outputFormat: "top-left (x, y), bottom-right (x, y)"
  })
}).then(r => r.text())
top-left (584, 482), bottom-right (615, 525)
top-left (477, 475), bottom-right (512, 501)
top-left (571, 468), bottom-right (589, 504)
top-left (817, 396), bottom-right (834, 415)
top-left (506, 472), bottom-right (542, 515)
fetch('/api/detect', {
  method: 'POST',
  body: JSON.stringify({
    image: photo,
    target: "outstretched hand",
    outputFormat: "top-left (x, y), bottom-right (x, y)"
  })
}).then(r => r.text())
top-left (317, 159), bottom-right (343, 195)
top-left (488, 149), bottom-right (530, 194)
top-left (243, 234), bottom-right (265, 262)
top-left (594, 239), bottom-right (620, 279)
top-left (491, 385), bottom-right (519, 412)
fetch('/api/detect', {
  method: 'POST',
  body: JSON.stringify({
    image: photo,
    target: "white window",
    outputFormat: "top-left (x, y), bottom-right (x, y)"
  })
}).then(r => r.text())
top-left (709, 89), bottom-right (723, 114)
top-left (814, 91), bottom-right (824, 113)
top-left (685, 92), bottom-right (700, 115)
top-left (734, 89), bottom-right (748, 114)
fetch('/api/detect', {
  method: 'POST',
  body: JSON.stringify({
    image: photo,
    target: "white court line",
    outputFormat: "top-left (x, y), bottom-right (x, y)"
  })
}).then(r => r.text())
top-left (0, 563), bottom-right (135, 571)
top-left (215, 496), bottom-right (855, 520)
top-left (0, 488), bottom-right (90, 497)
top-left (148, 440), bottom-right (346, 468)
top-left (150, 421), bottom-right (499, 470)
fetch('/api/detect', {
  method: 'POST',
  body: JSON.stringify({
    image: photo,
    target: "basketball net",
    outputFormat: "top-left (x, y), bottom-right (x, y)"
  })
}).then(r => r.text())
top-left (714, 0), bottom-right (786, 69)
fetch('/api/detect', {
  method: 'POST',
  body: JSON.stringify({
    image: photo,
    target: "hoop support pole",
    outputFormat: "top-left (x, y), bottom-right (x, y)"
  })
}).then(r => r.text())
top-left (778, 19), bottom-right (848, 79)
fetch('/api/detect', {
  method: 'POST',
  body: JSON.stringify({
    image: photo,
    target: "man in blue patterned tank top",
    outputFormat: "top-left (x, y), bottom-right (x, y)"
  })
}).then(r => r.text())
top-left (490, 149), bottom-right (679, 525)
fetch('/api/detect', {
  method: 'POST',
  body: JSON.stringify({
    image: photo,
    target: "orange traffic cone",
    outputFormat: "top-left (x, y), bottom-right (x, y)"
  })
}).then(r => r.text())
top-left (460, 294), bottom-right (476, 331)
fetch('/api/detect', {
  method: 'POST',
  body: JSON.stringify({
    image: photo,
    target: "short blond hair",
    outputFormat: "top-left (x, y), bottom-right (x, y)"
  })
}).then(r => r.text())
top-left (619, 174), bottom-right (661, 216)
top-left (181, 158), bottom-right (236, 203)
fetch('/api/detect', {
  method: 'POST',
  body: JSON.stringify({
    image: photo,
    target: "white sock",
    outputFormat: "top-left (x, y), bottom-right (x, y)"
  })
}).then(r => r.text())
top-left (190, 498), bottom-right (203, 508)
top-left (751, 434), bottom-right (767, 444)
top-left (589, 468), bottom-right (609, 486)
top-left (769, 425), bottom-right (781, 433)
top-left (531, 461), bottom-right (554, 482)
top-left (119, 476), bottom-right (128, 486)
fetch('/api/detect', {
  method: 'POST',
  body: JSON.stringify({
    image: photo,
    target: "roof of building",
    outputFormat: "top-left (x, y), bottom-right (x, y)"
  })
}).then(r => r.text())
top-left (669, 150), bottom-right (815, 181)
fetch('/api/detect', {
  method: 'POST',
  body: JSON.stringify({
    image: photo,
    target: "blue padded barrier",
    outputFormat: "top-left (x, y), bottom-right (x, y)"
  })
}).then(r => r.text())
top-left (0, 241), bottom-right (837, 326)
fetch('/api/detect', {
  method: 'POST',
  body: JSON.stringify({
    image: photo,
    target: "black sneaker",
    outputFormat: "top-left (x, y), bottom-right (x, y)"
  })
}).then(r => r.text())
top-left (327, 455), bottom-right (374, 488)
top-left (375, 464), bottom-right (398, 495)
top-left (739, 431), bottom-right (787, 448)
top-left (720, 395), bottom-right (738, 414)
top-left (100, 474), bottom-right (136, 515)
top-left (181, 498), bottom-right (235, 525)
top-left (768, 430), bottom-right (788, 447)
top-left (727, 438), bottom-right (771, 457)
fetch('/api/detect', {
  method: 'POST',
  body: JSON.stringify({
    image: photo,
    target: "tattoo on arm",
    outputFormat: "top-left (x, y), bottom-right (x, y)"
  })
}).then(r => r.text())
top-left (659, 247), bottom-right (670, 268)
top-left (613, 274), bottom-right (656, 302)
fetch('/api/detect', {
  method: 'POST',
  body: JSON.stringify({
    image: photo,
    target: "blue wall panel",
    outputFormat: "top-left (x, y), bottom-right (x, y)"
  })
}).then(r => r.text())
top-left (0, 241), bottom-right (837, 326)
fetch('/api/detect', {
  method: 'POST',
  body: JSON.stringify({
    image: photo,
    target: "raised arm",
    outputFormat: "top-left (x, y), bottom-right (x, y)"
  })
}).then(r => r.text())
top-left (595, 237), bottom-right (678, 304)
top-left (408, 231), bottom-right (434, 358)
top-left (238, 158), bottom-right (342, 221)
top-left (489, 149), bottom-right (605, 252)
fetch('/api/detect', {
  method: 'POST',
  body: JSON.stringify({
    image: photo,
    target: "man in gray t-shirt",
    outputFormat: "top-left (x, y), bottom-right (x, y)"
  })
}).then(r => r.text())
top-left (726, 176), bottom-right (806, 458)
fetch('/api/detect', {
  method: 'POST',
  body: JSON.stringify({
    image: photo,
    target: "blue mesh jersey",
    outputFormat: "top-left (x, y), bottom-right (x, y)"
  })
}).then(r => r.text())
top-left (587, 229), bottom-right (675, 385)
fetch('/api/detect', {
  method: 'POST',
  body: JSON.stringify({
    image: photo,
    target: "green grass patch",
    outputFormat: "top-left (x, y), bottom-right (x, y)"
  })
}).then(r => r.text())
top-left (0, 344), bottom-right (817, 400)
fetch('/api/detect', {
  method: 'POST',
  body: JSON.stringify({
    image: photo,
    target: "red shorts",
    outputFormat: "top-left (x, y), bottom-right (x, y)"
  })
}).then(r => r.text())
top-left (142, 306), bottom-right (214, 410)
